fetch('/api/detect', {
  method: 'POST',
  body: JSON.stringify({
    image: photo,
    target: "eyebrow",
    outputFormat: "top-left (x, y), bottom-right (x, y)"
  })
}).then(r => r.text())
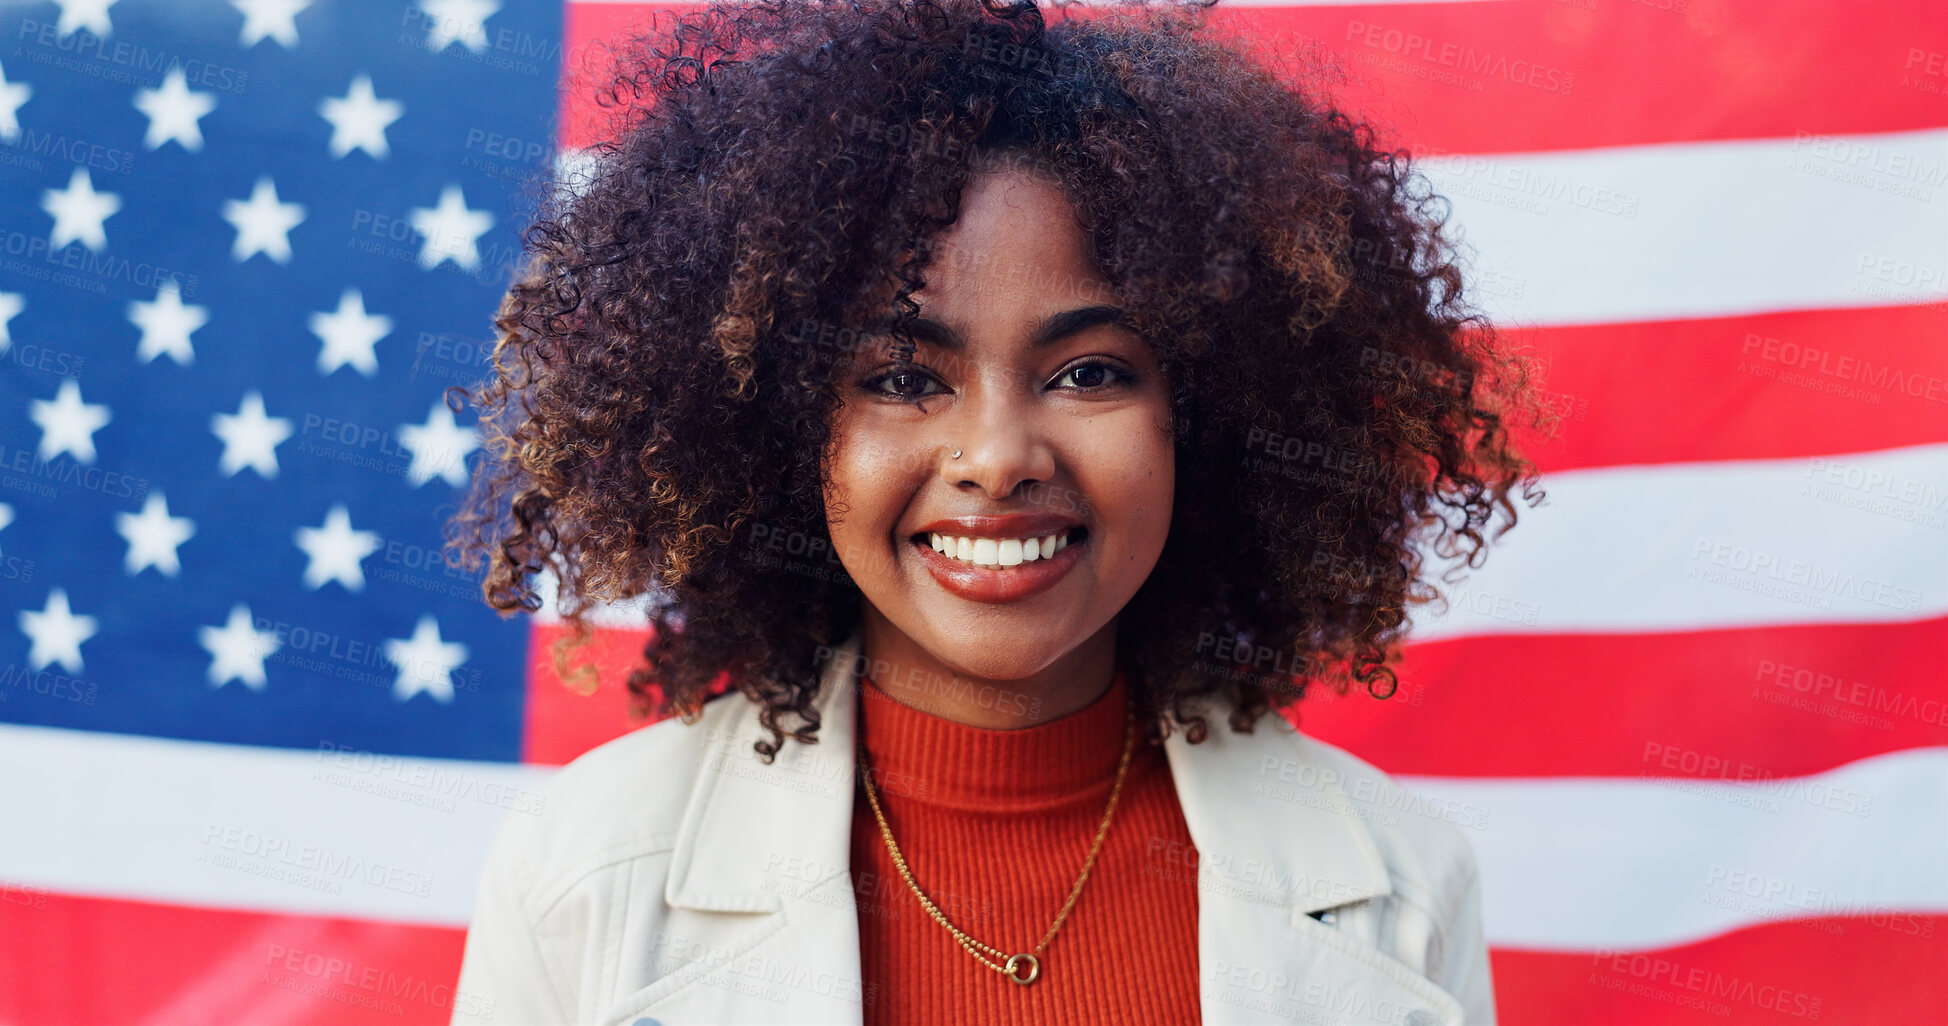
top-left (861, 305), bottom-right (1130, 352)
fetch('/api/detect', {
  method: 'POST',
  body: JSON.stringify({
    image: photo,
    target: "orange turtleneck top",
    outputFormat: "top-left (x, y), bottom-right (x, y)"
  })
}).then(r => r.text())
top-left (848, 667), bottom-right (1202, 1025)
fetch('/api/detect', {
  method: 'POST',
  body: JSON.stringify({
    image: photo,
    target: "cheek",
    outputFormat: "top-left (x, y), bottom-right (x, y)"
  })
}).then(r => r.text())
top-left (823, 416), bottom-right (917, 544)
top-left (1081, 412), bottom-right (1175, 550)
top-left (1132, 447), bottom-right (1177, 549)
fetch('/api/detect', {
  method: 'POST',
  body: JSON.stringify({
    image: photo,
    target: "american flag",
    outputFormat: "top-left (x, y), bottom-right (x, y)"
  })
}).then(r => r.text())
top-left (1, 1), bottom-right (1943, 1024)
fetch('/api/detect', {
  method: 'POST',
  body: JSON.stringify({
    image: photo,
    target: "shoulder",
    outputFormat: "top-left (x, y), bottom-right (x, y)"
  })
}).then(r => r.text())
top-left (1167, 705), bottom-right (1485, 928)
top-left (1164, 709), bottom-right (1496, 1021)
top-left (452, 692), bottom-right (772, 1024)
top-left (489, 690), bottom-right (754, 901)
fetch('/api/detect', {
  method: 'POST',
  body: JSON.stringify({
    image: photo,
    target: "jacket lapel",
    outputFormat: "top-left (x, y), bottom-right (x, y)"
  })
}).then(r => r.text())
top-left (1164, 712), bottom-right (1466, 1025)
top-left (629, 634), bottom-right (1463, 1025)
top-left (624, 632), bottom-right (869, 1026)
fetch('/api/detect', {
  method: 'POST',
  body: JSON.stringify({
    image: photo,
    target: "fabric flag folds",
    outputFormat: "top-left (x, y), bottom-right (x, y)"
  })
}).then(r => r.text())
top-left (1, 0), bottom-right (1942, 1023)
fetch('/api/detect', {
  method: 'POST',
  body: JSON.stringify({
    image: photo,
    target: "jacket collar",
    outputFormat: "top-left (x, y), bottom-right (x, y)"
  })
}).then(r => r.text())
top-left (1159, 688), bottom-right (1394, 920)
top-left (661, 629), bottom-right (867, 912)
top-left (663, 629), bottom-right (1393, 920)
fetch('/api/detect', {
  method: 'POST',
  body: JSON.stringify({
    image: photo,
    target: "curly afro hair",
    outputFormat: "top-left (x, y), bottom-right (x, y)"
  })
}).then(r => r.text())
top-left (446, 0), bottom-right (1552, 761)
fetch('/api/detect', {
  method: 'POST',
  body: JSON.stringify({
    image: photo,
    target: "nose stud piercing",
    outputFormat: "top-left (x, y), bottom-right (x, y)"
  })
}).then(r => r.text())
top-left (952, 449), bottom-right (961, 459)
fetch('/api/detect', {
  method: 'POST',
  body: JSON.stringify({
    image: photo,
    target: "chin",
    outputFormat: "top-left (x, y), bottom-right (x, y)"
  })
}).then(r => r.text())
top-left (917, 629), bottom-right (1069, 684)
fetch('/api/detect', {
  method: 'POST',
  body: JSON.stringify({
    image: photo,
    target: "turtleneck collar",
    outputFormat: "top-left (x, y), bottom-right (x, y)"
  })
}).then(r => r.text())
top-left (854, 667), bottom-right (1134, 813)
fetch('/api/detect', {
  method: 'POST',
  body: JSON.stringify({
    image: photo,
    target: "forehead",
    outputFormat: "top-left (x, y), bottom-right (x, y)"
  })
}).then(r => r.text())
top-left (911, 164), bottom-right (1118, 318)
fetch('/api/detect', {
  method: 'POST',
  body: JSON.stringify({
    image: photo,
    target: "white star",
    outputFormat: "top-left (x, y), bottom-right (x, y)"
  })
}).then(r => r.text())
top-left (211, 391), bottom-right (292, 478)
top-left (42, 167), bottom-right (121, 252)
top-left (132, 67), bottom-right (216, 152)
top-left (19, 588), bottom-right (97, 673)
top-left (399, 401), bottom-right (479, 487)
top-left (115, 492), bottom-right (195, 577)
top-left (28, 379), bottom-right (110, 464)
top-left (309, 288), bottom-right (390, 376)
top-left (417, 0), bottom-right (498, 53)
top-left (0, 61), bottom-right (31, 143)
top-left (128, 279), bottom-right (206, 365)
top-left (52, 0), bottom-right (117, 38)
top-left (232, 0), bottom-right (310, 47)
top-left (222, 176), bottom-right (304, 264)
top-left (319, 74), bottom-right (403, 160)
top-left (293, 504), bottom-right (381, 591)
top-left (385, 615), bottom-right (468, 702)
top-left (199, 603), bottom-right (281, 690)
top-left (0, 292), bottom-right (22, 352)
top-left (409, 184), bottom-right (493, 272)
top-left (0, 503), bottom-right (13, 556)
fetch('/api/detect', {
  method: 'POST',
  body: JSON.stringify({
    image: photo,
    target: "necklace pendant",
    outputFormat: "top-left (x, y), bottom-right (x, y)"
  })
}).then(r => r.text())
top-left (1003, 953), bottom-right (1040, 986)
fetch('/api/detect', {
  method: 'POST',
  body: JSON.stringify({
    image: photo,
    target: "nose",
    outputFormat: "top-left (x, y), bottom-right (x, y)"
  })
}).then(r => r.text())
top-left (941, 377), bottom-right (1055, 500)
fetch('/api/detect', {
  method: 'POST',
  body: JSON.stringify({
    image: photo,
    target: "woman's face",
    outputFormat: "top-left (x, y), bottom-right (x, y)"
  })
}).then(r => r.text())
top-left (823, 162), bottom-right (1175, 688)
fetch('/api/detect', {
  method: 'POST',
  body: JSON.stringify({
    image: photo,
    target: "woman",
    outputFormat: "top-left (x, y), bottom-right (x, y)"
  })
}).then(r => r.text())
top-left (446, 1), bottom-right (1547, 1023)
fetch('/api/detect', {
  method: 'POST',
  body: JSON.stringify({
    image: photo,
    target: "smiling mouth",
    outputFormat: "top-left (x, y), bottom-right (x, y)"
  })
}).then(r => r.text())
top-left (909, 527), bottom-right (1088, 568)
top-left (906, 525), bottom-right (1086, 603)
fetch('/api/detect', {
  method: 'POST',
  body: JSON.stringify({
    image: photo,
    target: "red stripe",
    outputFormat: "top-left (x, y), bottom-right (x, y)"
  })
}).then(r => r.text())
top-left (0, 891), bottom-right (464, 1026)
top-left (520, 613), bottom-right (1948, 777)
top-left (1210, 0), bottom-right (1948, 155)
top-left (1493, 914), bottom-right (1945, 1025)
top-left (522, 620), bottom-right (655, 765)
top-left (560, 0), bottom-right (1948, 154)
top-left (1505, 304), bottom-right (1948, 475)
top-left (1293, 616), bottom-right (1948, 778)
top-left (534, 619), bottom-right (1948, 781)
top-left (523, 621), bottom-right (746, 765)
top-left (559, 2), bottom-right (665, 152)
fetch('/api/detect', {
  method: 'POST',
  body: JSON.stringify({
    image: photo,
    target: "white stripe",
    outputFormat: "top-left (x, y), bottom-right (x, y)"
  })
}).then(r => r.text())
top-left (1400, 746), bottom-right (1948, 951)
top-left (527, 444), bottom-right (1948, 638)
top-left (1420, 128), bottom-right (1948, 326)
top-left (1407, 441), bottom-right (1948, 640)
top-left (0, 723), bottom-right (550, 927)
top-left (530, 562), bottom-right (657, 628)
top-left (552, 147), bottom-right (601, 201)
top-left (9, 723), bottom-right (1943, 955)
top-left (560, 127), bottom-right (1948, 323)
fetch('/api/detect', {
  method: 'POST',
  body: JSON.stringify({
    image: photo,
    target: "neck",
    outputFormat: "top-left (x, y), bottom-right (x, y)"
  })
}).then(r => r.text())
top-left (856, 611), bottom-right (1118, 729)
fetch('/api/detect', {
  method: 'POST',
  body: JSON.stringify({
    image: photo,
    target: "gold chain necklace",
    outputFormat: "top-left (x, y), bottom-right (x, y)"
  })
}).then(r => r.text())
top-left (856, 707), bottom-right (1138, 986)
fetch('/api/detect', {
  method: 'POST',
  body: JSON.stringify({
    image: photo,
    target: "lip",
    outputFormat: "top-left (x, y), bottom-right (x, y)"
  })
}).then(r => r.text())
top-left (911, 532), bottom-right (1085, 603)
top-left (906, 513), bottom-right (1089, 604)
top-left (912, 512), bottom-right (1084, 538)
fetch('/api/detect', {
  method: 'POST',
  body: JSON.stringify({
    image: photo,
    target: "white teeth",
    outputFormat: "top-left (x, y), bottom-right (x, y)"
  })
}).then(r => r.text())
top-left (926, 531), bottom-right (1075, 567)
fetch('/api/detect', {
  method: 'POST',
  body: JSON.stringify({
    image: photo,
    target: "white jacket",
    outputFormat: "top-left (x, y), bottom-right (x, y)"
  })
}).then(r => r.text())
top-left (451, 632), bottom-right (1496, 1025)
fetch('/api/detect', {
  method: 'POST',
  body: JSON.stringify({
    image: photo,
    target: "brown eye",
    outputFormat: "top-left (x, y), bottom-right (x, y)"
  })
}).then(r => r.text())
top-left (1051, 360), bottom-right (1133, 391)
top-left (864, 367), bottom-right (948, 401)
top-left (1069, 364), bottom-right (1108, 388)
